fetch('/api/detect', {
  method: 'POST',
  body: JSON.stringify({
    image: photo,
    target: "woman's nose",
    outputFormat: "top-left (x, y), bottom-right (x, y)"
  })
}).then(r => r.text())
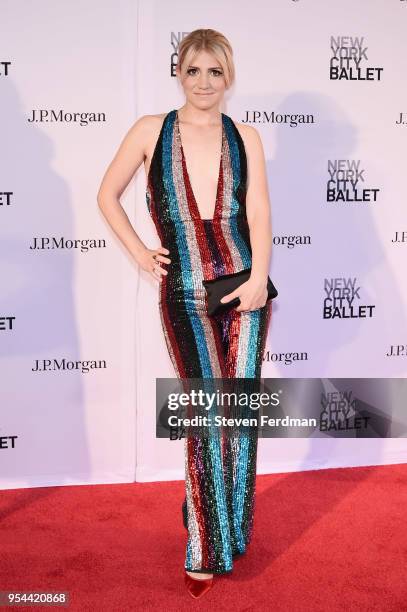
top-left (198, 73), bottom-right (209, 88)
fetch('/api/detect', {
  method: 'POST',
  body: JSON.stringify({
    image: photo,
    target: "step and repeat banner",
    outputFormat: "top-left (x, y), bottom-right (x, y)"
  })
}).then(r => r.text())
top-left (1, 1), bottom-right (139, 490)
top-left (1, 0), bottom-right (406, 490)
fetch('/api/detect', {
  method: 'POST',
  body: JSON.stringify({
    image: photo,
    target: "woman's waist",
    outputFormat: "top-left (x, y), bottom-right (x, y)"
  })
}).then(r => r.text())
top-left (158, 232), bottom-right (252, 267)
top-left (160, 260), bottom-right (252, 282)
top-left (154, 214), bottom-right (249, 232)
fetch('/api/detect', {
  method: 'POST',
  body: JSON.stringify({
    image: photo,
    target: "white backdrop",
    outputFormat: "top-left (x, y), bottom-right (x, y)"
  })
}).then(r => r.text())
top-left (1, 0), bottom-right (139, 489)
top-left (1, 0), bottom-right (406, 491)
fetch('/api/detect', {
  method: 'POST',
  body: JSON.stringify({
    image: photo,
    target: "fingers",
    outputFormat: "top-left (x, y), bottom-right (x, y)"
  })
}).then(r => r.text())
top-left (151, 261), bottom-right (167, 280)
top-left (151, 247), bottom-right (171, 281)
top-left (155, 247), bottom-right (171, 265)
top-left (235, 304), bottom-right (250, 312)
top-left (220, 290), bottom-right (239, 303)
top-left (154, 253), bottom-right (171, 265)
top-left (157, 246), bottom-right (170, 255)
top-left (235, 296), bottom-right (268, 312)
top-left (235, 300), bottom-right (267, 312)
top-left (235, 288), bottom-right (269, 311)
top-left (235, 305), bottom-right (256, 312)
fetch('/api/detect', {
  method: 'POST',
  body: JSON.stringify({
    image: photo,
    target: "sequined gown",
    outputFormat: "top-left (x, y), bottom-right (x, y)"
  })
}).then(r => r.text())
top-left (146, 108), bottom-right (272, 574)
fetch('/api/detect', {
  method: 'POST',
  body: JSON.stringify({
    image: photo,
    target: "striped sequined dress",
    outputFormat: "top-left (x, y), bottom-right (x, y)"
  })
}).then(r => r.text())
top-left (146, 108), bottom-right (272, 573)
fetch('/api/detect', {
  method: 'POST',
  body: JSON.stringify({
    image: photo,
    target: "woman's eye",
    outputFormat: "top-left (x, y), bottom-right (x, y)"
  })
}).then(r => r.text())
top-left (186, 68), bottom-right (223, 77)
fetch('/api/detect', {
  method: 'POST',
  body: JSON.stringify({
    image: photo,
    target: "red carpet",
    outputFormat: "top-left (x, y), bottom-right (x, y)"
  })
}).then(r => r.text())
top-left (1, 463), bottom-right (407, 611)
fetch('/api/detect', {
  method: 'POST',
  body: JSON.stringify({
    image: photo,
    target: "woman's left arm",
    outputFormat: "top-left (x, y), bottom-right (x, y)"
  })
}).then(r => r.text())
top-left (244, 124), bottom-right (272, 289)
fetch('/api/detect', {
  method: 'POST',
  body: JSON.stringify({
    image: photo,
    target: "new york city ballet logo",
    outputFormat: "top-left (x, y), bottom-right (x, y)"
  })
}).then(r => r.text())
top-left (326, 159), bottom-right (379, 204)
top-left (319, 389), bottom-right (370, 433)
top-left (0, 316), bottom-right (15, 331)
top-left (0, 430), bottom-right (18, 449)
top-left (330, 36), bottom-right (383, 81)
top-left (0, 61), bottom-right (11, 76)
top-left (170, 32), bottom-right (187, 76)
top-left (323, 277), bottom-right (375, 320)
top-left (0, 191), bottom-right (12, 206)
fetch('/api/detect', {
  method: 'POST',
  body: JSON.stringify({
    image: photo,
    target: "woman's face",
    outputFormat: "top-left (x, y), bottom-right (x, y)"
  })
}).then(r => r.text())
top-left (176, 49), bottom-right (226, 108)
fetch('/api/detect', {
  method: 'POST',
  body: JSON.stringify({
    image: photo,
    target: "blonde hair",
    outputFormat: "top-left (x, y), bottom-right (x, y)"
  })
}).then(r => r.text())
top-left (177, 29), bottom-right (235, 89)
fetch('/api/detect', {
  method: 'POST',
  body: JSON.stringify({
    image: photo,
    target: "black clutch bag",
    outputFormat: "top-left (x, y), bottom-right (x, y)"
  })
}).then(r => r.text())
top-left (202, 267), bottom-right (278, 317)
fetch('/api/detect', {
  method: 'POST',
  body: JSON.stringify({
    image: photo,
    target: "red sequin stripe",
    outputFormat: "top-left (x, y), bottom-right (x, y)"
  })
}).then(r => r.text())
top-left (225, 312), bottom-right (242, 378)
top-left (187, 436), bottom-right (210, 568)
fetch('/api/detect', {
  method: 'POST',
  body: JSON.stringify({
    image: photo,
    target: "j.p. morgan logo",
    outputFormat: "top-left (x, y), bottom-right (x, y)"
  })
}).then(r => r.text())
top-left (241, 110), bottom-right (314, 126)
top-left (30, 237), bottom-right (106, 251)
top-left (320, 389), bottom-right (370, 432)
top-left (327, 160), bottom-right (379, 203)
top-left (32, 359), bottom-right (107, 373)
top-left (387, 344), bottom-right (407, 357)
top-left (330, 36), bottom-right (383, 81)
top-left (323, 277), bottom-right (375, 319)
top-left (391, 231), bottom-right (407, 243)
top-left (28, 110), bottom-right (106, 125)
top-left (396, 113), bottom-right (407, 125)
top-left (263, 349), bottom-right (308, 365)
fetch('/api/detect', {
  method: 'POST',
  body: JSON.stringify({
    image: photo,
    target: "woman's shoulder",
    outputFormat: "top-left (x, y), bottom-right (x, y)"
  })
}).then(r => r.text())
top-left (229, 115), bottom-right (261, 140)
top-left (134, 111), bottom-right (170, 130)
top-left (229, 115), bottom-right (264, 154)
top-left (124, 111), bottom-right (172, 150)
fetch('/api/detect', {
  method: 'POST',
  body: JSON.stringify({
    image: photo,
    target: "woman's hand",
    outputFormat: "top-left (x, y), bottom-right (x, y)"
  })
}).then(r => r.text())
top-left (137, 246), bottom-right (171, 281)
top-left (220, 276), bottom-right (268, 312)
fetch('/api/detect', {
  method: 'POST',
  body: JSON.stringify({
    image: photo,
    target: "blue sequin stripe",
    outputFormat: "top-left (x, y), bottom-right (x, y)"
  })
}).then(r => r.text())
top-left (223, 116), bottom-right (252, 267)
top-left (245, 310), bottom-right (262, 377)
top-left (233, 304), bottom-right (262, 551)
top-left (162, 111), bottom-right (214, 378)
top-left (186, 538), bottom-right (192, 567)
top-left (209, 434), bottom-right (233, 570)
top-left (233, 435), bottom-right (250, 552)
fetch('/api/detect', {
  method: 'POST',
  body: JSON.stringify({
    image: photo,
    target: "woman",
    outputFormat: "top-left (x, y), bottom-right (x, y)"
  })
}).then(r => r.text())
top-left (97, 29), bottom-right (273, 599)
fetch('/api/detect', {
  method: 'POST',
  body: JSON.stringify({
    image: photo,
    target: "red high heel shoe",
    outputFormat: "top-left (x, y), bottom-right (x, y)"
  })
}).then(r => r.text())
top-left (184, 571), bottom-right (214, 599)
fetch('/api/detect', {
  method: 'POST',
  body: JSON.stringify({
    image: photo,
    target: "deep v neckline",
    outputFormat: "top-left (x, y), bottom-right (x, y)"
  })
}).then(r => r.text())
top-left (175, 109), bottom-right (224, 222)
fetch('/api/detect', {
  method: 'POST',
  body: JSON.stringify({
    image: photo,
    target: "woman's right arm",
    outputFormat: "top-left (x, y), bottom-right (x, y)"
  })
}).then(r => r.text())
top-left (96, 115), bottom-right (170, 281)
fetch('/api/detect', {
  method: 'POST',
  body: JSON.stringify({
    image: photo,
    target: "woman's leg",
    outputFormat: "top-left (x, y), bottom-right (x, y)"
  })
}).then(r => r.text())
top-left (219, 301), bottom-right (272, 553)
top-left (159, 294), bottom-right (231, 574)
top-left (179, 310), bottom-right (235, 574)
top-left (159, 295), bottom-right (272, 574)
